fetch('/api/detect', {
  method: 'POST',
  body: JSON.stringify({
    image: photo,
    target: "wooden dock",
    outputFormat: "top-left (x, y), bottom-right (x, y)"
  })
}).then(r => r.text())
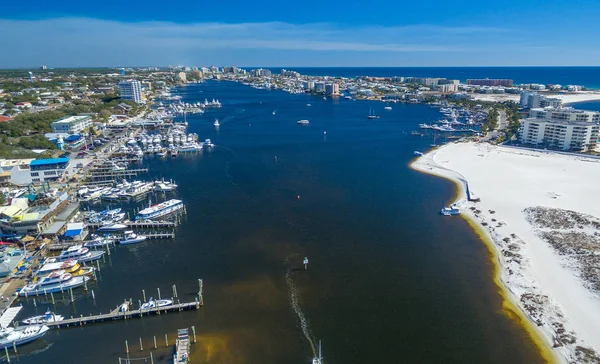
top-left (46, 300), bottom-right (201, 328)
top-left (47, 232), bottom-right (174, 250)
top-left (86, 221), bottom-right (177, 229)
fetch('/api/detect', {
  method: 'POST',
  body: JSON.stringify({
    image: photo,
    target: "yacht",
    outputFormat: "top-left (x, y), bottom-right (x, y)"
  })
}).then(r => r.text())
top-left (0, 325), bottom-right (50, 349)
top-left (119, 231), bottom-right (147, 245)
top-left (213, 119), bottom-right (220, 127)
top-left (136, 199), bottom-right (184, 220)
top-left (22, 311), bottom-right (64, 325)
top-left (297, 119), bottom-right (309, 125)
top-left (440, 205), bottom-right (460, 216)
top-left (48, 245), bottom-right (105, 263)
top-left (19, 271), bottom-right (90, 296)
top-left (141, 297), bottom-right (173, 310)
top-left (36, 259), bottom-right (81, 276)
top-left (367, 108), bottom-right (379, 119)
top-left (97, 223), bottom-right (128, 232)
top-left (84, 236), bottom-right (113, 248)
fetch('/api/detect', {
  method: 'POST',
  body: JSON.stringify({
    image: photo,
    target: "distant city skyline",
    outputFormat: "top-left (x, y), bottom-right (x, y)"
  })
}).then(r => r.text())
top-left (1, 0), bottom-right (599, 68)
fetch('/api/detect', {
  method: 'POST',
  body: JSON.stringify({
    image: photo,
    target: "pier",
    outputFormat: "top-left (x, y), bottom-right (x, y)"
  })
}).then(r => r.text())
top-left (86, 221), bottom-right (177, 229)
top-left (46, 300), bottom-right (201, 329)
top-left (47, 232), bottom-right (175, 250)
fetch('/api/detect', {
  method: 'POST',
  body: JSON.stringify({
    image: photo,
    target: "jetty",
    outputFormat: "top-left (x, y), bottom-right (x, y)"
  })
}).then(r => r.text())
top-left (46, 300), bottom-right (200, 329)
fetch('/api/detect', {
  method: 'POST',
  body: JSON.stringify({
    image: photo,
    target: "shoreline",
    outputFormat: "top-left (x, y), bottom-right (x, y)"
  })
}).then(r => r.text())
top-left (409, 143), bottom-right (600, 364)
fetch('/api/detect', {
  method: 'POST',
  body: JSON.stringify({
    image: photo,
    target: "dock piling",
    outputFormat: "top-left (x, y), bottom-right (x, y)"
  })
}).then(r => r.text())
top-left (157, 288), bottom-right (161, 300)
top-left (192, 326), bottom-right (197, 343)
top-left (5, 346), bottom-right (9, 362)
top-left (139, 337), bottom-right (143, 351)
top-left (165, 333), bottom-right (168, 347)
top-left (51, 292), bottom-right (55, 305)
top-left (172, 285), bottom-right (178, 299)
top-left (70, 288), bottom-right (74, 303)
top-left (153, 335), bottom-right (157, 349)
top-left (125, 340), bottom-right (129, 354)
top-left (142, 289), bottom-right (146, 302)
top-left (33, 298), bottom-right (36, 307)
top-left (12, 341), bottom-right (16, 354)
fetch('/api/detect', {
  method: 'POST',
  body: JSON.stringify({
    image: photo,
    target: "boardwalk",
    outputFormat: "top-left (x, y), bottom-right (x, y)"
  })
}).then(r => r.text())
top-left (47, 300), bottom-right (201, 329)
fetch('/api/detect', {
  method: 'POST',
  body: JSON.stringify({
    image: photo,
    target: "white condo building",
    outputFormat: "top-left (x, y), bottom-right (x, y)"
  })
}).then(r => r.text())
top-left (50, 115), bottom-right (93, 134)
top-left (118, 80), bottom-right (144, 104)
top-left (519, 92), bottom-right (562, 109)
top-left (529, 107), bottom-right (600, 123)
top-left (520, 118), bottom-right (599, 151)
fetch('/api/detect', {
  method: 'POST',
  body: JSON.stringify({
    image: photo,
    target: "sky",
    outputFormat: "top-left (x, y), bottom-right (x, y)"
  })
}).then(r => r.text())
top-left (1, 0), bottom-right (599, 68)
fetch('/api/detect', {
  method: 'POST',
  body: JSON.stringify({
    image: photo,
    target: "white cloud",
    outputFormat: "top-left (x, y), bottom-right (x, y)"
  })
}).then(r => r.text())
top-left (0, 17), bottom-right (588, 67)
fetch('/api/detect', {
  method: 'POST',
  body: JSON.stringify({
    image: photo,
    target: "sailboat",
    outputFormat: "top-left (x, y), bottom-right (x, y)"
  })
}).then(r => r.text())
top-left (214, 119), bottom-right (220, 127)
top-left (311, 340), bottom-right (323, 364)
top-left (367, 107), bottom-right (379, 119)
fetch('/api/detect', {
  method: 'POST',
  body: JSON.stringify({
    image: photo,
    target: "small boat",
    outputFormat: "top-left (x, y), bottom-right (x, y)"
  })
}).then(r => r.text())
top-left (22, 311), bottom-right (64, 325)
top-left (384, 105), bottom-right (392, 110)
top-left (440, 205), bottom-right (460, 216)
top-left (414, 151), bottom-right (424, 156)
top-left (119, 231), bottom-right (147, 245)
top-left (306, 103), bottom-right (311, 107)
top-left (118, 300), bottom-right (130, 313)
top-left (297, 119), bottom-right (309, 125)
top-left (367, 107), bottom-right (379, 119)
top-left (312, 340), bottom-right (323, 364)
top-left (141, 297), bottom-right (173, 310)
top-left (0, 325), bottom-right (50, 349)
top-left (323, 96), bottom-right (326, 100)
top-left (48, 245), bottom-right (105, 263)
top-left (213, 119), bottom-right (220, 127)
top-left (272, 110), bottom-right (276, 115)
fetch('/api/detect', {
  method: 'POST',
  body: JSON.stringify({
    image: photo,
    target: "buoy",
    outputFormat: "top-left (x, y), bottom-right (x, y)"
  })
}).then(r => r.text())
top-left (297, 195), bottom-right (300, 200)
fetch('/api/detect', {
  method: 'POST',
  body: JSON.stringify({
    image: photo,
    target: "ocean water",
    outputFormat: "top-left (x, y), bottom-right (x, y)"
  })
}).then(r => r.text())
top-left (265, 66), bottom-right (600, 89)
top-left (12, 81), bottom-right (544, 363)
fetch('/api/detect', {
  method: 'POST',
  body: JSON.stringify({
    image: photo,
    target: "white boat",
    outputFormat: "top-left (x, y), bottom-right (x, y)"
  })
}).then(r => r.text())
top-left (213, 119), bottom-right (220, 127)
top-left (141, 297), bottom-right (173, 310)
top-left (84, 237), bottom-right (113, 248)
top-left (440, 205), bottom-right (460, 216)
top-left (19, 271), bottom-right (90, 296)
top-left (367, 108), bottom-right (379, 119)
top-left (384, 105), bottom-right (392, 110)
top-left (297, 119), bottom-right (309, 125)
top-left (306, 103), bottom-right (311, 107)
top-left (97, 223), bottom-right (128, 232)
top-left (414, 151), bottom-right (424, 156)
top-left (0, 325), bottom-right (49, 349)
top-left (36, 259), bottom-right (80, 276)
top-left (119, 231), bottom-right (147, 245)
top-left (48, 245), bottom-right (104, 263)
top-left (157, 149), bottom-right (168, 158)
top-left (136, 199), bottom-right (184, 220)
top-left (312, 340), bottom-right (323, 364)
top-left (22, 311), bottom-right (64, 325)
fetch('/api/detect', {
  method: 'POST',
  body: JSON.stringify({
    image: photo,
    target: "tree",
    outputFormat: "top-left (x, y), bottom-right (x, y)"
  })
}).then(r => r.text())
top-left (0, 193), bottom-right (6, 206)
top-left (88, 126), bottom-right (97, 136)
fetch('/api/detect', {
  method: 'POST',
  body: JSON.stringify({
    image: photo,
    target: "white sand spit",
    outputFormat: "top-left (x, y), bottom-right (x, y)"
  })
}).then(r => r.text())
top-left (412, 142), bottom-right (600, 363)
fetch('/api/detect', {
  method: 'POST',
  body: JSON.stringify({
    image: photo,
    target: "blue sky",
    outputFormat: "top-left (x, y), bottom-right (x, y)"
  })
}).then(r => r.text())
top-left (0, 0), bottom-right (599, 67)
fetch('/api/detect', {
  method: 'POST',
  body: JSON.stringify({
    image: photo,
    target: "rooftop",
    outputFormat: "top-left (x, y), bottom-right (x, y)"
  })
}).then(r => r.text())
top-left (30, 158), bottom-right (69, 166)
top-left (524, 118), bottom-right (600, 127)
top-left (51, 115), bottom-right (92, 126)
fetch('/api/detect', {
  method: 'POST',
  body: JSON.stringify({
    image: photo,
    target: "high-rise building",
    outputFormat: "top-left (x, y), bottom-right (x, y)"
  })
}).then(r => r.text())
top-left (520, 92), bottom-right (562, 109)
top-left (325, 83), bottom-right (339, 96)
top-left (303, 81), bottom-right (315, 91)
top-left (529, 107), bottom-right (600, 123)
top-left (118, 80), bottom-right (144, 104)
top-left (520, 118), bottom-right (599, 151)
top-left (314, 82), bottom-right (326, 93)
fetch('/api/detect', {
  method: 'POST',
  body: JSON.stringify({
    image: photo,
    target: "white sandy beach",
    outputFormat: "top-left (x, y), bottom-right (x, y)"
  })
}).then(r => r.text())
top-left (471, 91), bottom-right (600, 105)
top-left (412, 142), bottom-right (600, 363)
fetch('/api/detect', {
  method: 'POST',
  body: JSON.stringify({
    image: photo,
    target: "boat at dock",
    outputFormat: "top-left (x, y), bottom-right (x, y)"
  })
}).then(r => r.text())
top-left (141, 297), bottom-right (173, 310)
top-left (46, 245), bottom-right (105, 263)
top-left (0, 325), bottom-right (50, 349)
top-left (19, 271), bottom-right (90, 296)
top-left (135, 199), bottom-right (184, 220)
top-left (22, 311), bottom-right (64, 325)
top-left (97, 223), bottom-right (128, 232)
top-left (119, 231), bottom-right (147, 245)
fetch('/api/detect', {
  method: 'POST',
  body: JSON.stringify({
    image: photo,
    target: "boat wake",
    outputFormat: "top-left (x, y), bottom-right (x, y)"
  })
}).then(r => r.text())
top-left (285, 261), bottom-right (316, 357)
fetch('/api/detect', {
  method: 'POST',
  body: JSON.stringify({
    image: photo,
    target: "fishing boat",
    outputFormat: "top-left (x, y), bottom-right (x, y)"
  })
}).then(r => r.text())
top-left (297, 119), bottom-right (309, 125)
top-left (141, 297), bottom-right (173, 310)
top-left (19, 271), bottom-right (90, 296)
top-left (0, 325), bottom-right (50, 349)
top-left (312, 340), bottom-right (323, 364)
top-left (119, 231), bottom-right (147, 245)
top-left (22, 311), bottom-right (64, 325)
top-left (135, 199), bottom-right (184, 220)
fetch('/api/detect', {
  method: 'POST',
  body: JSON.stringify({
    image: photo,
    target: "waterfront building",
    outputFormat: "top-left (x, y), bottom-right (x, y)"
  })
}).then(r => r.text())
top-left (29, 158), bottom-right (72, 183)
top-left (223, 66), bottom-right (238, 74)
top-left (438, 84), bottom-right (458, 93)
top-left (281, 69), bottom-right (300, 78)
top-left (325, 83), bottom-right (339, 96)
top-left (466, 79), bottom-right (513, 87)
top-left (314, 82), bottom-right (326, 93)
top-left (519, 92), bottom-right (563, 109)
top-left (303, 81), bottom-right (315, 91)
top-left (50, 115), bottom-right (93, 134)
top-left (251, 68), bottom-right (272, 77)
top-left (566, 85), bottom-right (583, 91)
top-left (520, 118), bottom-right (599, 151)
top-left (118, 80), bottom-right (144, 104)
top-left (438, 79), bottom-right (460, 86)
top-left (405, 77), bottom-right (445, 86)
top-left (0, 191), bottom-right (72, 234)
top-left (529, 107), bottom-right (600, 123)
